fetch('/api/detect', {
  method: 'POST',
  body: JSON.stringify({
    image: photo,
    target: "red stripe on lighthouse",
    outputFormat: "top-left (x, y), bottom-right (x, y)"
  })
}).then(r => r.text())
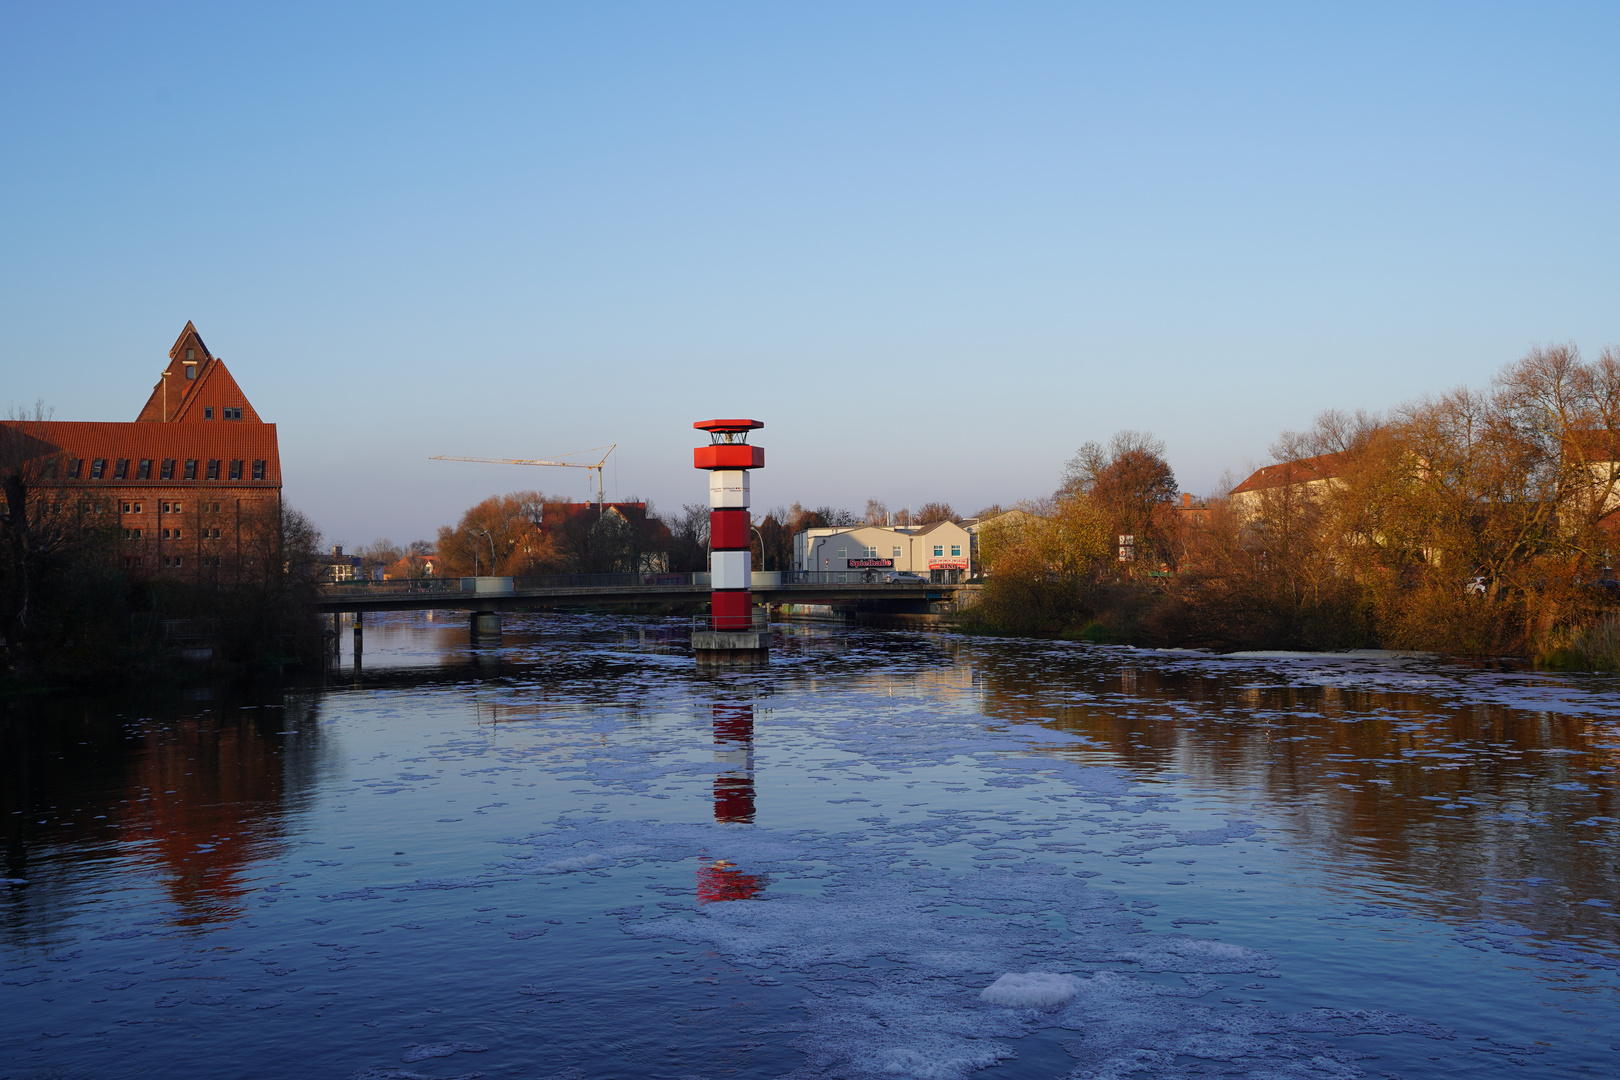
top-left (710, 509), bottom-right (751, 550)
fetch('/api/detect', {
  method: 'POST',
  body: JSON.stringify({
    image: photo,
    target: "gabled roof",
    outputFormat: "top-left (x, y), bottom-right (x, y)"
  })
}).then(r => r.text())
top-left (1230, 451), bottom-right (1351, 496)
top-left (912, 519), bottom-right (967, 536)
top-left (169, 320), bottom-right (210, 362)
top-left (138, 322), bottom-right (263, 423)
top-left (168, 358), bottom-right (263, 423)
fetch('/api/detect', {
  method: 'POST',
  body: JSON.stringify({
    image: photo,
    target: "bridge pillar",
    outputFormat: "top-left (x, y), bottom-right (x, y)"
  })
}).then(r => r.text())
top-left (471, 610), bottom-right (502, 640)
top-left (352, 610), bottom-right (363, 659)
top-left (692, 418), bottom-right (769, 665)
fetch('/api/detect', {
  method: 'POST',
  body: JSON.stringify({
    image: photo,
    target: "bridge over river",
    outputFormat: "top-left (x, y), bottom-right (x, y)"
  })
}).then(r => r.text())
top-left (316, 571), bottom-right (976, 633)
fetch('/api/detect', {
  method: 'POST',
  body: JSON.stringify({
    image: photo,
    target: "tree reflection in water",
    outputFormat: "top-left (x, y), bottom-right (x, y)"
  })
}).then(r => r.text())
top-left (972, 648), bottom-right (1620, 947)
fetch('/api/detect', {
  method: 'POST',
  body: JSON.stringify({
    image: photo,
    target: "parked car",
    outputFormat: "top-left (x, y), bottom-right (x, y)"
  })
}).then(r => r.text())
top-left (884, 571), bottom-right (927, 584)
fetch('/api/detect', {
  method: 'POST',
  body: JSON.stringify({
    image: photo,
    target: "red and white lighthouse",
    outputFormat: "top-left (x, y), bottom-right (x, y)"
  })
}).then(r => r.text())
top-left (693, 418), bottom-right (764, 631)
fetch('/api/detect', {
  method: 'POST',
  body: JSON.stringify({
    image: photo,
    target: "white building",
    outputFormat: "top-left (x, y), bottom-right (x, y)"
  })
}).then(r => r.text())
top-left (792, 521), bottom-right (973, 582)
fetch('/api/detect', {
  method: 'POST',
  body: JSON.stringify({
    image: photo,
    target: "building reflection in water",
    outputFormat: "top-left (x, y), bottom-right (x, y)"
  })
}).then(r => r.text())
top-left (1, 693), bottom-right (323, 940)
top-left (699, 702), bottom-right (764, 903)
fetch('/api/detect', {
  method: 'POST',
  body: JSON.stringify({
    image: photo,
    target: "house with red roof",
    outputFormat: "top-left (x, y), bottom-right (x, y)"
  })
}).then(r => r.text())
top-left (1228, 451), bottom-right (1352, 517)
top-left (1, 322), bottom-right (281, 574)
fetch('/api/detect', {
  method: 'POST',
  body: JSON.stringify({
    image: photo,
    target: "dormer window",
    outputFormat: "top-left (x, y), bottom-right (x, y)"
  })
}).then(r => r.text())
top-left (204, 406), bottom-right (214, 419)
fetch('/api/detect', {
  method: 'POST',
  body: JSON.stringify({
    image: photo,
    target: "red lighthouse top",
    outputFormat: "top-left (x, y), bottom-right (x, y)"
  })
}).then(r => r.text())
top-left (694, 419), bottom-right (764, 434)
top-left (693, 418), bottom-right (764, 469)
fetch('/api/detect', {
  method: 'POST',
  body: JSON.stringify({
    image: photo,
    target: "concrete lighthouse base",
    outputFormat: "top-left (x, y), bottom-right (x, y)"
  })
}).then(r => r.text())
top-left (692, 629), bottom-right (771, 666)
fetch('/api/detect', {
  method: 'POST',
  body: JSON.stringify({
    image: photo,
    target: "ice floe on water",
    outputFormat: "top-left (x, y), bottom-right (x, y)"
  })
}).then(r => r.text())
top-left (980, 972), bottom-right (1082, 1007)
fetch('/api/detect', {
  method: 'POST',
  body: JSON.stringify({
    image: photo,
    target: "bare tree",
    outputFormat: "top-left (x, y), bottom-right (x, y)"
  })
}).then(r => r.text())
top-left (864, 499), bottom-right (889, 526)
top-left (666, 502), bottom-right (710, 573)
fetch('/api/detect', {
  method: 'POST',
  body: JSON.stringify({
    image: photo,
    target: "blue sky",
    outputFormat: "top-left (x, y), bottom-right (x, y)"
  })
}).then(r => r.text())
top-left (3, 3), bottom-right (1616, 547)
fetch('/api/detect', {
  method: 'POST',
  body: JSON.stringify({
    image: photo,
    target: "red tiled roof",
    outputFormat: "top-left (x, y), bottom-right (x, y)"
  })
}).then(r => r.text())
top-left (1, 420), bottom-right (281, 488)
top-left (1229, 451), bottom-right (1351, 496)
top-left (1565, 430), bottom-right (1620, 461)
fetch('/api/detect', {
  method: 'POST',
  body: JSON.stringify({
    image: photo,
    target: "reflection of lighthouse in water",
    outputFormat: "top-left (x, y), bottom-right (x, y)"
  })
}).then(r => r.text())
top-left (698, 702), bottom-right (765, 903)
top-left (710, 703), bottom-right (755, 823)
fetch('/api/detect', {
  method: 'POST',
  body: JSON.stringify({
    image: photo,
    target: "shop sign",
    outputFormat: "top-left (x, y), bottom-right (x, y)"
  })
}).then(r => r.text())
top-left (928, 558), bottom-right (969, 571)
top-left (848, 558), bottom-right (894, 569)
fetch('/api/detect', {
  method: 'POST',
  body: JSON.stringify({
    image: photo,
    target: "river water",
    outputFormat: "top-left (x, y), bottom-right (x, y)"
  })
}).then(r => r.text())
top-left (3, 613), bottom-right (1618, 1079)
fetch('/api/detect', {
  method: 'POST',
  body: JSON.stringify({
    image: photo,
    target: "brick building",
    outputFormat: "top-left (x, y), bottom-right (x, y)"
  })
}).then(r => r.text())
top-left (2, 322), bottom-right (282, 573)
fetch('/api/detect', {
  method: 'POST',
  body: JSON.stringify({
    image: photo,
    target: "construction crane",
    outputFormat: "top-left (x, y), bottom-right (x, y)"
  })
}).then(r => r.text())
top-left (430, 445), bottom-right (617, 511)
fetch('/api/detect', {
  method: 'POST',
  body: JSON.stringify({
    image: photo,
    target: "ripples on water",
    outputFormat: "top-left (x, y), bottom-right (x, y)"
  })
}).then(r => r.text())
top-left (2, 613), bottom-right (1618, 1078)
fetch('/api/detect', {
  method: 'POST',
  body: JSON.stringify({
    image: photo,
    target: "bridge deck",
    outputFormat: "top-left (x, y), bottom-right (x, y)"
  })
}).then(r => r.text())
top-left (315, 581), bottom-right (966, 613)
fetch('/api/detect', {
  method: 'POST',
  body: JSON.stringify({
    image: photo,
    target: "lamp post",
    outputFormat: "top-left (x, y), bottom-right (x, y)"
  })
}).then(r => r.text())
top-left (471, 528), bottom-right (495, 577)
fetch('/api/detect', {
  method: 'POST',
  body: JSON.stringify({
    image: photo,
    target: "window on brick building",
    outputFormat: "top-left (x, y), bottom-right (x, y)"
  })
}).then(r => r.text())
top-left (173, 502), bottom-right (182, 512)
top-left (121, 502), bottom-right (130, 513)
top-left (229, 460), bottom-right (243, 480)
top-left (132, 503), bottom-right (141, 513)
top-left (114, 459), bottom-right (129, 480)
top-left (66, 458), bottom-right (81, 478)
top-left (137, 459), bottom-right (151, 480)
top-left (90, 459), bottom-right (106, 479)
top-left (184, 459), bottom-right (198, 481)
top-left (133, 528), bottom-right (142, 539)
top-left (210, 502), bottom-right (220, 512)
top-left (206, 459), bottom-right (220, 480)
top-left (252, 460), bottom-right (266, 481)
top-left (42, 458), bottom-right (59, 479)
top-left (204, 407), bottom-right (214, 419)
top-left (161, 459), bottom-right (175, 480)
top-left (174, 529), bottom-right (182, 540)
top-left (163, 528), bottom-right (171, 539)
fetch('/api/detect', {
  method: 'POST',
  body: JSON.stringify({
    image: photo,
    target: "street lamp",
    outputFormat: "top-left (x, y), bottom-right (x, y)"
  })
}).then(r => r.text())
top-left (472, 528), bottom-right (496, 577)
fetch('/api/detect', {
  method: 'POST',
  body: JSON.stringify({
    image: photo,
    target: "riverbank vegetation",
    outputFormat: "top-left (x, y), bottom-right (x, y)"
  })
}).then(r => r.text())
top-left (964, 345), bottom-right (1620, 662)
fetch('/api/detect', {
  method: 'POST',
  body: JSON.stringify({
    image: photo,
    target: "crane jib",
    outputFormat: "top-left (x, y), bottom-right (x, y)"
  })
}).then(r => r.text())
top-left (429, 446), bottom-right (617, 510)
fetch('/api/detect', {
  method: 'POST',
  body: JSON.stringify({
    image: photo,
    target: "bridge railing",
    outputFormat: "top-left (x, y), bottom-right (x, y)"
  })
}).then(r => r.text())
top-left (319, 578), bottom-right (461, 595)
top-left (511, 572), bottom-right (701, 590)
top-left (318, 569), bottom-right (954, 597)
top-left (778, 570), bottom-right (941, 585)
top-left (318, 572), bottom-right (704, 596)
top-left (691, 611), bottom-right (771, 632)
